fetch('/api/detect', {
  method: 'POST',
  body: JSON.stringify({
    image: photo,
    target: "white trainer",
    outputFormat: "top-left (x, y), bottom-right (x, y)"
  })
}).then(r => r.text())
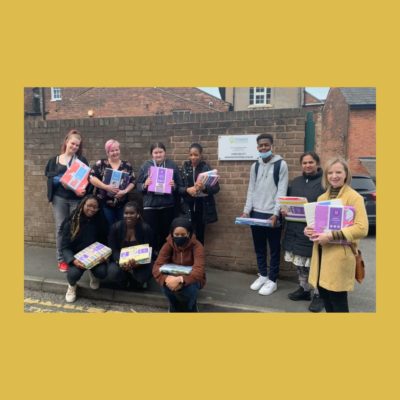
top-left (250, 274), bottom-right (269, 291)
top-left (88, 270), bottom-right (100, 290)
top-left (65, 285), bottom-right (77, 303)
top-left (258, 280), bottom-right (277, 296)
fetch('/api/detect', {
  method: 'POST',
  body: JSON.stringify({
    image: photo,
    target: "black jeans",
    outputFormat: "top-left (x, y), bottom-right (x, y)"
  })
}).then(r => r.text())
top-left (107, 261), bottom-right (152, 289)
top-left (143, 207), bottom-right (175, 253)
top-left (67, 262), bottom-right (108, 286)
top-left (318, 285), bottom-right (349, 313)
top-left (250, 211), bottom-right (281, 282)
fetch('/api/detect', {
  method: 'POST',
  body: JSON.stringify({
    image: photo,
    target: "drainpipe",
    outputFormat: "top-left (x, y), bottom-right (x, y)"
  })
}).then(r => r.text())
top-left (40, 87), bottom-right (45, 120)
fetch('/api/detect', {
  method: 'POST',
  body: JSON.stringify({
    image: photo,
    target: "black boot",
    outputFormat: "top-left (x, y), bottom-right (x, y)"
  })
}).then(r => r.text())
top-left (309, 294), bottom-right (325, 312)
top-left (288, 286), bottom-right (311, 301)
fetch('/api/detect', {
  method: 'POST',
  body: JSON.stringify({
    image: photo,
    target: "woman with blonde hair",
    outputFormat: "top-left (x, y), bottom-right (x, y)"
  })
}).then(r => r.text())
top-left (304, 157), bottom-right (369, 312)
top-left (89, 139), bottom-right (135, 226)
top-left (45, 129), bottom-right (88, 273)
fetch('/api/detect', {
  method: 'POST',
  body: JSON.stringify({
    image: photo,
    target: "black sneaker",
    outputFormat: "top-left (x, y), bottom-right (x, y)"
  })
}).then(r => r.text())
top-left (288, 286), bottom-right (311, 301)
top-left (309, 294), bottom-right (325, 313)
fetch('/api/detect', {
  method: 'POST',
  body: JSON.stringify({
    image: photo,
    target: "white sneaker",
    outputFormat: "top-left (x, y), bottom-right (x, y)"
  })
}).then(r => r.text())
top-left (65, 285), bottom-right (77, 303)
top-left (258, 280), bottom-right (277, 296)
top-left (88, 270), bottom-right (100, 290)
top-left (250, 274), bottom-right (269, 291)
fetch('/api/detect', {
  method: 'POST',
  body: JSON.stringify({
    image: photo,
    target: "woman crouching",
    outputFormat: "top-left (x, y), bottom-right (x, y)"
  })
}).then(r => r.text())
top-left (60, 195), bottom-right (109, 303)
top-left (153, 217), bottom-right (206, 312)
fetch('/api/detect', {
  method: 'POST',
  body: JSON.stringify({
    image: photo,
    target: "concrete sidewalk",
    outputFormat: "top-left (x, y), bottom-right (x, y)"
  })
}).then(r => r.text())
top-left (24, 243), bottom-right (375, 313)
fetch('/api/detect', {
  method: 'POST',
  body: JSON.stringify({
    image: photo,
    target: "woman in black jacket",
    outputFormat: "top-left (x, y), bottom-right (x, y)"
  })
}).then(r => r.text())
top-left (60, 195), bottom-right (109, 303)
top-left (107, 201), bottom-right (156, 290)
top-left (44, 129), bottom-right (88, 273)
top-left (136, 142), bottom-right (183, 254)
top-left (179, 143), bottom-right (220, 245)
top-left (282, 152), bottom-right (325, 312)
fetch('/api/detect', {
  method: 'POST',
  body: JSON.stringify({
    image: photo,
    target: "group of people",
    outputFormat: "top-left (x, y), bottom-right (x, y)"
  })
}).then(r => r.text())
top-left (45, 130), bottom-right (214, 312)
top-left (44, 130), bottom-right (369, 313)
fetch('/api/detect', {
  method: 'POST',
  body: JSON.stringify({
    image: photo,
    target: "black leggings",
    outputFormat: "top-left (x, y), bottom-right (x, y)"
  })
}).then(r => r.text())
top-left (318, 285), bottom-right (349, 313)
top-left (143, 207), bottom-right (175, 253)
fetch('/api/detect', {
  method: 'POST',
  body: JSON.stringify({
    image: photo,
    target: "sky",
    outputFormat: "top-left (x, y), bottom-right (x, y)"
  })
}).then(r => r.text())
top-left (199, 87), bottom-right (330, 100)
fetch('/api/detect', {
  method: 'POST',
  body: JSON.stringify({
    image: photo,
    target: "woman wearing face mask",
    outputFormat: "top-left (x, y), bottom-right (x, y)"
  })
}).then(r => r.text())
top-left (304, 158), bottom-right (368, 313)
top-left (107, 201), bottom-right (155, 290)
top-left (153, 217), bottom-right (206, 312)
top-left (89, 139), bottom-right (135, 227)
top-left (179, 143), bottom-right (220, 245)
top-left (136, 142), bottom-right (183, 254)
top-left (45, 129), bottom-right (88, 273)
top-left (281, 152), bottom-right (325, 312)
top-left (60, 195), bottom-right (109, 303)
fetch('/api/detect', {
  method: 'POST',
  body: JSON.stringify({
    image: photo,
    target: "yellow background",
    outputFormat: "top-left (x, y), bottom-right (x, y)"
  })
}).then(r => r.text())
top-left (0, 1), bottom-right (394, 399)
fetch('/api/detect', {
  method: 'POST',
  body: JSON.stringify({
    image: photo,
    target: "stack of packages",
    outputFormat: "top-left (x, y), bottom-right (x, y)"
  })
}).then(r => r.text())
top-left (102, 168), bottom-right (131, 197)
top-left (195, 169), bottom-right (219, 196)
top-left (278, 196), bottom-right (308, 222)
top-left (119, 244), bottom-right (152, 267)
top-left (304, 200), bottom-right (355, 244)
top-left (159, 264), bottom-right (192, 275)
top-left (234, 217), bottom-right (274, 227)
top-left (60, 159), bottom-right (90, 194)
top-left (74, 242), bottom-right (112, 269)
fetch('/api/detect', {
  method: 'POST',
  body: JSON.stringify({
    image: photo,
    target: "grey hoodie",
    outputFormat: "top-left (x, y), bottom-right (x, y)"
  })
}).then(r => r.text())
top-left (243, 155), bottom-right (288, 216)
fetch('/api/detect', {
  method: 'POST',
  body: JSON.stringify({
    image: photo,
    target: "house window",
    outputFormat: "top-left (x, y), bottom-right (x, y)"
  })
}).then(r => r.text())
top-left (249, 87), bottom-right (271, 106)
top-left (51, 87), bottom-right (62, 101)
top-left (172, 109), bottom-right (191, 116)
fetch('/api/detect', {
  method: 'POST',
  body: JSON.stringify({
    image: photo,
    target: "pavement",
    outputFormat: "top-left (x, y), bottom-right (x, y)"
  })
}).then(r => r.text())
top-left (24, 238), bottom-right (376, 313)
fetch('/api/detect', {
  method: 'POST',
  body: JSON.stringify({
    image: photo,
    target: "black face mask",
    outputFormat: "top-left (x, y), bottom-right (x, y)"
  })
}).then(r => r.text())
top-left (173, 236), bottom-right (189, 247)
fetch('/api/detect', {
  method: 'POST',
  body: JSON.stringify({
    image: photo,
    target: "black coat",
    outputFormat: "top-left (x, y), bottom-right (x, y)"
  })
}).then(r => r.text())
top-left (180, 160), bottom-right (220, 224)
top-left (282, 169), bottom-right (324, 257)
top-left (108, 220), bottom-right (156, 264)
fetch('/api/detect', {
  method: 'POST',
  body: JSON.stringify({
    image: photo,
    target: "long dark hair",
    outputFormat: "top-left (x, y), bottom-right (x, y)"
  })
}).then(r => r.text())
top-left (69, 195), bottom-right (102, 240)
top-left (60, 129), bottom-right (83, 157)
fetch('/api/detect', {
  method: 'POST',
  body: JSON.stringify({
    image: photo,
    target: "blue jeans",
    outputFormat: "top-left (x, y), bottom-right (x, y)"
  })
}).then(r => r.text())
top-left (250, 211), bottom-right (281, 282)
top-left (162, 282), bottom-right (200, 312)
top-left (52, 195), bottom-right (80, 262)
top-left (103, 206), bottom-right (124, 227)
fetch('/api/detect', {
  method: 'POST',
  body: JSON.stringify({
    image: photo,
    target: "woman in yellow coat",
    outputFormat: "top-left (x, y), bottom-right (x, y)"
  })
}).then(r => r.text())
top-left (305, 158), bottom-right (369, 312)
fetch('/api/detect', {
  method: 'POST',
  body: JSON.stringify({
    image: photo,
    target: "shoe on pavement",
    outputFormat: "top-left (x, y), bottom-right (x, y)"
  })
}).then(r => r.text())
top-left (250, 274), bottom-right (269, 291)
top-left (58, 262), bottom-right (69, 273)
top-left (65, 285), bottom-right (77, 303)
top-left (258, 280), bottom-right (277, 296)
top-left (288, 286), bottom-right (311, 301)
top-left (309, 294), bottom-right (325, 313)
top-left (88, 270), bottom-right (100, 290)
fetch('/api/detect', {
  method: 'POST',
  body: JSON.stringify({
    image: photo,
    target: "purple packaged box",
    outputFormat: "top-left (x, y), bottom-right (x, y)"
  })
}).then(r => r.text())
top-left (148, 166), bottom-right (174, 194)
top-left (315, 205), bottom-right (355, 233)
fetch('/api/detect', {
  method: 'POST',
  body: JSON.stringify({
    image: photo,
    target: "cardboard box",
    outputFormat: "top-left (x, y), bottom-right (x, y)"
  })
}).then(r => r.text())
top-left (74, 242), bottom-right (111, 269)
top-left (119, 244), bottom-right (152, 266)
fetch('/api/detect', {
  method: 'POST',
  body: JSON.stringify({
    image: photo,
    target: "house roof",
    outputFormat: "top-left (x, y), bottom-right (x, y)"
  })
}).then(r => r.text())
top-left (339, 88), bottom-right (376, 107)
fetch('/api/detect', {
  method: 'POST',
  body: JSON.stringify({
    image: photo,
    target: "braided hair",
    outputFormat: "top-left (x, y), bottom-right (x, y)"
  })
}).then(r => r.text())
top-left (70, 195), bottom-right (100, 240)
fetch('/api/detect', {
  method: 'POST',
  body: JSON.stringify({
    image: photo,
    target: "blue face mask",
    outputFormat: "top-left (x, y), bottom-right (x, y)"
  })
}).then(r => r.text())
top-left (259, 150), bottom-right (272, 159)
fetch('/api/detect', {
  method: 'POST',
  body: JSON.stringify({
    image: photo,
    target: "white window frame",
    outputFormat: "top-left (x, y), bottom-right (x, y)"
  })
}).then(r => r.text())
top-left (51, 87), bottom-right (62, 101)
top-left (248, 87), bottom-right (272, 108)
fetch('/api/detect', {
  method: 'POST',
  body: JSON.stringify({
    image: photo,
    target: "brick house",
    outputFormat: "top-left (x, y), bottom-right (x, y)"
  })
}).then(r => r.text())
top-left (317, 87), bottom-right (376, 177)
top-left (219, 87), bottom-right (305, 111)
top-left (24, 87), bottom-right (231, 120)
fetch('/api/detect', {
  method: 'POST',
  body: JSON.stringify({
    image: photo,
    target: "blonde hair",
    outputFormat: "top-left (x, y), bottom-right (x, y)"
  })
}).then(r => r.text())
top-left (105, 139), bottom-right (120, 155)
top-left (322, 157), bottom-right (352, 190)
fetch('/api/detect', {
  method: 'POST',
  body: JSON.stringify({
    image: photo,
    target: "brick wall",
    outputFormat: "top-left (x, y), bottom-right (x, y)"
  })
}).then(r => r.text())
top-left (347, 109), bottom-right (376, 174)
top-left (25, 108), bottom-right (309, 276)
top-left (318, 88), bottom-right (349, 166)
top-left (24, 87), bottom-right (230, 120)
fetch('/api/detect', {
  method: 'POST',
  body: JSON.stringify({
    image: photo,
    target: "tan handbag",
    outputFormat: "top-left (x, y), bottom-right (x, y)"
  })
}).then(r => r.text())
top-left (350, 244), bottom-right (365, 284)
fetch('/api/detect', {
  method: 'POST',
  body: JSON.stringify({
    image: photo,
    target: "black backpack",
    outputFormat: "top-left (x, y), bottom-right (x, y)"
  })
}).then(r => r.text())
top-left (254, 159), bottom-right (282, 187)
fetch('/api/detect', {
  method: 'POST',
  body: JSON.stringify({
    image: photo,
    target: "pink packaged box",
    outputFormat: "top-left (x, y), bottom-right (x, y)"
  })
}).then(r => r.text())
top-left (148, 166), bottom-right (174, 194)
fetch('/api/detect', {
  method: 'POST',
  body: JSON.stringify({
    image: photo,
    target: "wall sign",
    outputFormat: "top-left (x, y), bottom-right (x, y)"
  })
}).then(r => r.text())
top-left (218, 135), bottom-right (259, 160)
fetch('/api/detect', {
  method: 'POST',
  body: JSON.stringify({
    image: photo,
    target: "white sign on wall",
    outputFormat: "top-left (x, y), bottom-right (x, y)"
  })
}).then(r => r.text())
top-left (218, 135), bottom-right (259, 161)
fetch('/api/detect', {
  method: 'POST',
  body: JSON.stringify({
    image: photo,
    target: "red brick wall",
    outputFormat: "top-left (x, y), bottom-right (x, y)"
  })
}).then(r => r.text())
top-left (25, 87), bottom-right (230, 120)
top-left (25, 109), bottom-right (308, 276)
top-left (318, 88), bottom-right (349, 167)
top-left (347, 109), bottom-right (376, 174)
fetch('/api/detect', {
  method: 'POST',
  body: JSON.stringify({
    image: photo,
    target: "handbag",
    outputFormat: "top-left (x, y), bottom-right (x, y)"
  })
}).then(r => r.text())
top-left (350, 244), bottom-right (365, 284)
